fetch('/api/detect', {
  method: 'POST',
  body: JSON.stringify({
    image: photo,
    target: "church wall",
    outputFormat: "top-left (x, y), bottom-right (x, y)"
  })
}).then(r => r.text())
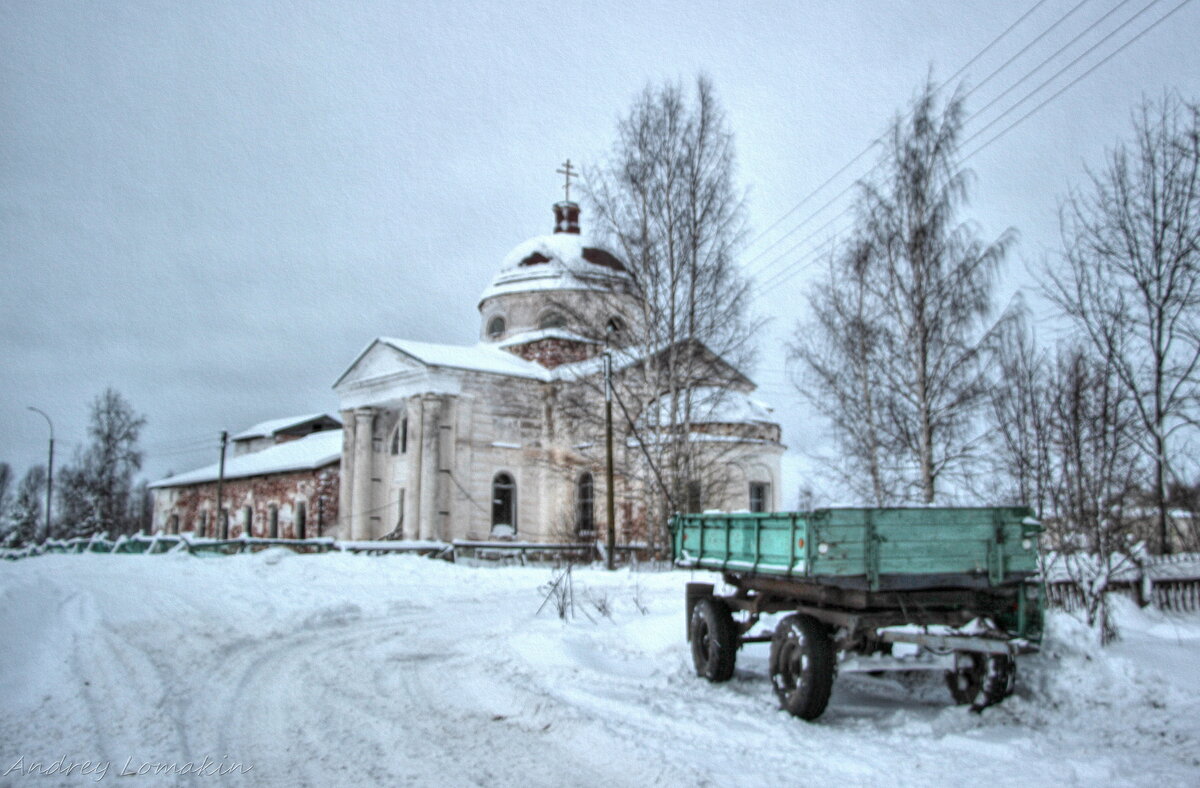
top-left (457, 374), bottom-right (552, 541)
top-left (150, 464), bottom-right (339, 540)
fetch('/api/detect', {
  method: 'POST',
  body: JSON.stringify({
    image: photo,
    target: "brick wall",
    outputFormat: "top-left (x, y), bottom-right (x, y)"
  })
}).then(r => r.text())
top-left (152, 463), bottom-right (339, 539)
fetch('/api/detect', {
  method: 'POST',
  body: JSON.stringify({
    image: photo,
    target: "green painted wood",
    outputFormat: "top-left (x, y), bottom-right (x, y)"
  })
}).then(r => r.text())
top-left (670, 507), bottom-right (1041, 587)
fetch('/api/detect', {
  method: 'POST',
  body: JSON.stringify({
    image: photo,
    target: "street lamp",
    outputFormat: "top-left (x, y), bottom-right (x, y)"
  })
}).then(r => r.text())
top-left (27, 407), bottom-right (54, 543)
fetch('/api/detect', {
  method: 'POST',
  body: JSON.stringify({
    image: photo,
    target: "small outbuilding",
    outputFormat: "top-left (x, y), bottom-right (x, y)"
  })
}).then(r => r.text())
top-left (150, 415), bottom-right (341, 539)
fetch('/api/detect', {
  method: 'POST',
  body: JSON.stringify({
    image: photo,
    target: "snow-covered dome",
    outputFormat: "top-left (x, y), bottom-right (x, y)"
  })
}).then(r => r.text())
top-left (478, 202), bottom-right (635, 304)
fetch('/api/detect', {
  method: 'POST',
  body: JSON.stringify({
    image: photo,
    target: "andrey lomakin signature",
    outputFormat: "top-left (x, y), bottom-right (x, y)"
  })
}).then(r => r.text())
top-left (4, 754), bottom-right (252, 780)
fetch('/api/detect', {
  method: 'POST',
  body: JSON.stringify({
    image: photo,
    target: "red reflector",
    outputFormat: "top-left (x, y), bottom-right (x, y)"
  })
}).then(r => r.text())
top-left (797, 538), bottom-right (805, 548)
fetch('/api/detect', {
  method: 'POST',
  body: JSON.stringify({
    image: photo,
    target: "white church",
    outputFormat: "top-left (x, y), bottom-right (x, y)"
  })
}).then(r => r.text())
top-left (330, 192), bottom-right (783, 544)
top-left (152, 185), bottom-right (783, 545)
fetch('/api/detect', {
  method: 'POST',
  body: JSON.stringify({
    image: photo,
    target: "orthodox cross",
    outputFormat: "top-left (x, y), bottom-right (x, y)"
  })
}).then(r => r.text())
top-left (556, 159), bottom-right (577, 202)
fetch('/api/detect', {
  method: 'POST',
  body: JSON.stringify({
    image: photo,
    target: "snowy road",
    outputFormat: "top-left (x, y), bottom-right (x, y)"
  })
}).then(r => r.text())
top-left (2, 551), bottom-right (1199, 786)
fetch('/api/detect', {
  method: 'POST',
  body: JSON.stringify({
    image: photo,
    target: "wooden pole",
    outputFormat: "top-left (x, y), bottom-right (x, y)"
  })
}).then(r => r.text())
top-left (215, 431), bottom-right (228, 539)
top-left (605, 351), bottom-right (616, 571)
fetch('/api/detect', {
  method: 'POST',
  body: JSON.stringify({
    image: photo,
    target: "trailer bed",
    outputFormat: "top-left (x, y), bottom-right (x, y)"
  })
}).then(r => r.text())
top-left (671, 507), bottom-right (1041, 592)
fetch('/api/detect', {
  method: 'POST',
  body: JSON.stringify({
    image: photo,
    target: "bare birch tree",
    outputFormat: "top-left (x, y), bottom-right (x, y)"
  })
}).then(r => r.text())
top-left (56, 388), bottom-right (146, 537)
top-left (790, 237), bottom-right (898, 505)
top-left (986, 312), bottom-right (1053, 516)
top-left (573, 75), bottom-right (760, 537)
top-left (0, 462), bottom-right (11, 531)
top-left (1044, 346), bottom-right (1144, 643)
top-left (6, 465), bottom-right (46, 547)
top-left (1045, 92), bottom-right (1200, 554)
top-left (793, 80), bottom-right (1012, 503)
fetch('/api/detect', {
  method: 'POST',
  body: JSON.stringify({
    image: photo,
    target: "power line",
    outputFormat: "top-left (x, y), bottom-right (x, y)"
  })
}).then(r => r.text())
top-left (739, 0), bottom-right (1069, 271)
top-left (962, 0), bottom-right (1189, 155)
top-left (738, 0), bottom-right (1056, 266)
top-left (146, 445), bottom-right (213, 460)
top-left (747, 0), bottom-right (1188, 297)
top-left (741, 0), bottom-right (1108, 288)
top-left (963, 0), bottom-right (1155, 141)
top-left (965, 0), bottom-right (1099, 102)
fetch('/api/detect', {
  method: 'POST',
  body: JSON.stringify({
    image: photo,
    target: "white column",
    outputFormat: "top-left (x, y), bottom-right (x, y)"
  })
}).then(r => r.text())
top-left (351, 408), bottom-right (375, 541)
top-left (418, 396), bottom-right (441, 541)
top-left (337, 411), bottom-right (354, 539)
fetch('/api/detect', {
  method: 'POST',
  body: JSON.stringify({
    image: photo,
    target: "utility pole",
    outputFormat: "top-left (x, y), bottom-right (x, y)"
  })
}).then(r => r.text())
top-left (27, 407), bottom-right (53, 542)
top-left (604, 351), bottom-right (616, 571)
top-left (215, 430), bottom-right (228, 540)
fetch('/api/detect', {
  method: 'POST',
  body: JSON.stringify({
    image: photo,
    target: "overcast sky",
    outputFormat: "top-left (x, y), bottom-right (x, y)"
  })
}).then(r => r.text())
top-left (3, 0), bottom-right (1199, 497)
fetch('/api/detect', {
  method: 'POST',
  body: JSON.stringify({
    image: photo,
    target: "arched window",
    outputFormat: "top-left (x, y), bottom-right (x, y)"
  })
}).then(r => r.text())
top-left (269, 504), bottom-right (279, 539)
top-left (538, 311), bottom-right (566, 330)
top-left (296, 502), bottom-right (307, 540)
top-left (487, 315), bottom-right (506, 339)
top-left (749, 482), bottom-right (769, 513)
top-left (492, 473), bottom-right (516, 532)
top-left (576, 472), bottom-right (594, 536)
top-left (169, 514), bottom-right (179, 534)
top-left (198, 511), bottom-right (208, 538)
top-left (685, 480), bottom-right (702, 514)
top-left (242, 505), bottom-right (253, 537)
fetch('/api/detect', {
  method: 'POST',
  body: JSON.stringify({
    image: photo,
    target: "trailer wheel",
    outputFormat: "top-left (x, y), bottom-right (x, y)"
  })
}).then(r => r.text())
top-left (769, 614), bottom-right (835, 721)
top-left (946, 652), bottom-right (1015, 711)
top-left (690, 598), bottom-right (737, 682)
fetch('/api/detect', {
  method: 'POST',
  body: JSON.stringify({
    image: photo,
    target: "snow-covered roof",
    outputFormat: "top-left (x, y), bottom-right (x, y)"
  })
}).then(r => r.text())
top-left (335, 336), bottom-right (756, 392)
top-left (232, 412), bottom-right (341, 441)
top-left (150, 430), bottom-right (343, 488)
top-left (378, 337), bottom-right (553, 380)
top-left (479, 233), bottom-right (634, 303)
top-left (496, 328), bottom-right (601, 349)
top-left (645, 387), bottom-right (776, 426)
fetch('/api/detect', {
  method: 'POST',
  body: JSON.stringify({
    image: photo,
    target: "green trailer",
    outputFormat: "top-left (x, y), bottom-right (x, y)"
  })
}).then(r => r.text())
top-left (670, 507), bottom-right (1044, 721)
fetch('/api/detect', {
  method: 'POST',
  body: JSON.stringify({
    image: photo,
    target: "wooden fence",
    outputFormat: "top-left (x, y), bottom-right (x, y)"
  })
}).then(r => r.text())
top-left (0, 532), bottom-right (659, 566)
top-left (1042, 552), bottom-right (1200, 613)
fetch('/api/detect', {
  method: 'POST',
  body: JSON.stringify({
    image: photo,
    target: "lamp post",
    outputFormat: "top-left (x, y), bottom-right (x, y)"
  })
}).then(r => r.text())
top-left (26, 406), bottom-right (54, 542)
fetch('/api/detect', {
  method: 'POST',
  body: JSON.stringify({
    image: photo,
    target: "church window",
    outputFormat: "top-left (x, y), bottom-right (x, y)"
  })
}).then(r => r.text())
top-left (269, 504), bottom-right (279, 538)
top-left (685, 480), bottom-right (702, 514)
top-left (296, 501), bottom-right (307, 540)
top-left (538, 311), bottom-right (566, 330)
top-left (492, 473), bottom-right (516, 532)
top-left (576, 472), bottom-right (594, 536)
top-left (391, 417), bottom-right (407, 456)
top-left (749, 482), bottom-right (769, 513)
top-left (581, 247), bottom-right (626, 272)
top-left (487, 316), bottom-right (506, 338)
top-left (519, 252), bottom-right (551, 267)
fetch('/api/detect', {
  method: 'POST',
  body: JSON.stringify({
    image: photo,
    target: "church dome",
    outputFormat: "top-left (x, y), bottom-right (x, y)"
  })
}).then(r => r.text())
top-left (477, 201), bottom-right (635, 306)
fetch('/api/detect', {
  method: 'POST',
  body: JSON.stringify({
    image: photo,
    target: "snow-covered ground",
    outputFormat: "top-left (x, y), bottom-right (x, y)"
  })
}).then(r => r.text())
top-left (1, 552), bottom-right (1198, 786)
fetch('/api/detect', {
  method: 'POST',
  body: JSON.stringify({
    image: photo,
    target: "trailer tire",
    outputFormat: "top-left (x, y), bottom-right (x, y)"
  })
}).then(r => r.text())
top-left (690, 598), bottom-right (737, 682)
top-left (946, 652), bottom-right (1015, 711)
top-left (769, 614), bottom-right (835, 721)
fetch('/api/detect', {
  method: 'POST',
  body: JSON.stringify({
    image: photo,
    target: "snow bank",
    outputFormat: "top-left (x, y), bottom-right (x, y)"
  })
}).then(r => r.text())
top-left (1, 556), bottom-right (1197, 786)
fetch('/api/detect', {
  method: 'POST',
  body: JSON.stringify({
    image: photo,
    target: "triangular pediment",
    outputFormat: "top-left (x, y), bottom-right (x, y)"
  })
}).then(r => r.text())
top-left (332, 339), bottom-right (427, 392)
